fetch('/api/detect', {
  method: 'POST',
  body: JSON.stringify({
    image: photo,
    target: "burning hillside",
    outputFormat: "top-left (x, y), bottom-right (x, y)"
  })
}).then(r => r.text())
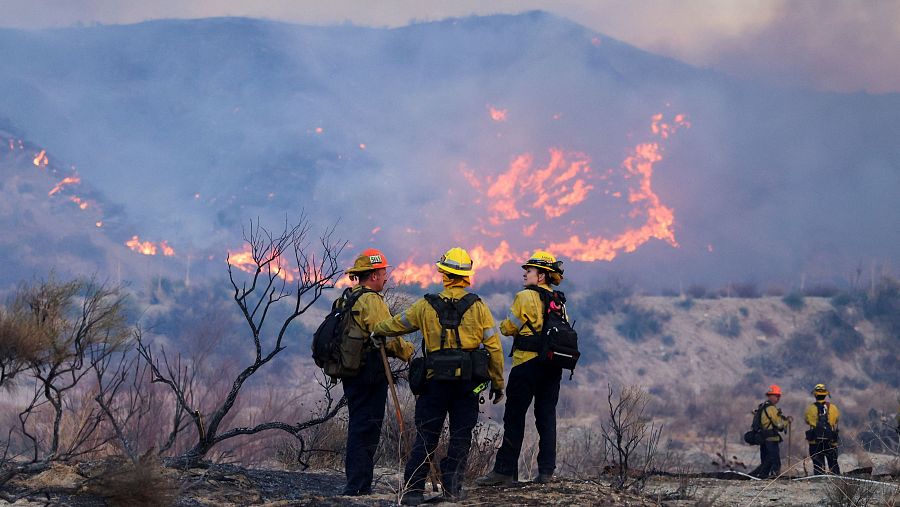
top-left (0, 13), bottom-right (897, 289)
top-left (388, 113), bottom-right (689, 287)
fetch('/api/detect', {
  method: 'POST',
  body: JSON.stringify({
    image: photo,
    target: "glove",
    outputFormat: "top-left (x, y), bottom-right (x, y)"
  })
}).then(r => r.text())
top-left (785, 415), bottom-right (794, 424)
top-left (370, 332), bottom-right (385, 348)
top-left (489, 389), bottom-right (504, 404)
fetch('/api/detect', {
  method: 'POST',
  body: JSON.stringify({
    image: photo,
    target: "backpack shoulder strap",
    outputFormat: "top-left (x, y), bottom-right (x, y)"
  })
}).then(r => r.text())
top-left (344, 287), bottom-right (375, 313)
top-left (522, 285), bottom-right (551, 336)
top-left (456, 293), bottom-right (480, 316)
top-left (424, 293), bottom-right (452, 350)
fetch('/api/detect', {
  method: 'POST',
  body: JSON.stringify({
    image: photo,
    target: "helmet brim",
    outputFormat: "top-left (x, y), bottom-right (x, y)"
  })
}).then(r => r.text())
top-left (436, 262), bottom-right (472, 277)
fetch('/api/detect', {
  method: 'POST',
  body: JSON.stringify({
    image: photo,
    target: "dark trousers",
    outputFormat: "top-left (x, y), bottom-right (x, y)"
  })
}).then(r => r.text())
top-left (751, 440), bottom-right (781, 478)
top-left (809, 441), bottom-right (840, 475)
top-left (404, 379), bottom-right (479, 495)
top-left (343, 350), bottom-right (388, 495)
top-left (493, 358), bottom-right (562, 478)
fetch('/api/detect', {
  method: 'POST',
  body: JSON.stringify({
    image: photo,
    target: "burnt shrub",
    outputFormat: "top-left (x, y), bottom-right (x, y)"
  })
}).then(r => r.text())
top-left (782, 291), bottom-right (806, 311)
top-left (745, 331), bottom-right (828, 378)
top-left (729, 282), bottom-right (760, 298)
top-left (713, 314), bottom-right (741, 338)
top-left (675, 297), bottom-right (694, 310)
top-left (816, 310), bottom-right (864, 355)
top-left (863, 276), bottom-right (900, 339)
top-left (739, 306), bottom-right (749, 317)
top-left (830, 290), bottom-right (856, 308)
top-left (615, 304), bottom-right (670, 342)
top-left (686, 284), bottom-right (709, 299)
top-left (661, 334), bottom-right (675, 346)
top-left (583, 279), bottom-right (634, 317)
top-left (754, 318), bottom-right (781, 338)
top-left (863, 351), bottom-right (900, 387)
top-left (804, 284), bottom-right (840, 298)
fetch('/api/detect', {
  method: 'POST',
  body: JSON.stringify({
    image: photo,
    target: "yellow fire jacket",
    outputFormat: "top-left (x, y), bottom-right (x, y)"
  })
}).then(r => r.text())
top-left (804, 401), bottom-right (840, 443)
top-left (372, 282), bottom-right (504, 390)
top-left (347, 285), bottom-right (414, 362)
top-left (499, 283), bottom-right (553, 367)
top-left (760, 404), bottom-right (788, 442)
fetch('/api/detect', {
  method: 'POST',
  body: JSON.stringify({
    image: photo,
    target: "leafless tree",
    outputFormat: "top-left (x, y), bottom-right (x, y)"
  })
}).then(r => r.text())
top-left (136, 216), bottom-right (347, 467)
top-left (601, 383), bottom-right (664, 491)
top-left (1, 277), bottom-right (129, 484)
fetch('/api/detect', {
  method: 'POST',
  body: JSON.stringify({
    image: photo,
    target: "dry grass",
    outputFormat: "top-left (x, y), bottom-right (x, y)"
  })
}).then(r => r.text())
top-left (86, 453), bottom-right (179, 507)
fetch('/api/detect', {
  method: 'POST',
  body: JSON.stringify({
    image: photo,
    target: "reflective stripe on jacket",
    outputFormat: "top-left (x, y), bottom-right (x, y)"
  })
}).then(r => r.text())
top-left (500, 284), bottom-right (552, 367)
top-left (761, 404), bottom-right (787, 442)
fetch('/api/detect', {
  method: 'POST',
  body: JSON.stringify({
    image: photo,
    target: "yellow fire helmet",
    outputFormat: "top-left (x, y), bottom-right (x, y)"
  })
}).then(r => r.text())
top-left (522, 249), bottom-right (564, 275)
top-left (436, 247), bottom-right (474, 277)
top-left (812, 383), bottom-right (829, 396)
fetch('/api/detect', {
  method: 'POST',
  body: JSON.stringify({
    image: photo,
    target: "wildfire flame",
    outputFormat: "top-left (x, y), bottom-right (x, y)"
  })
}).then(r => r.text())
top-left (381, 113), bottom-right (689, 287)
top-left (69, 196), bottom-right (89, 210)
top-left (488, 105), bottom-right (508, 122)
top-left (125, 235), bottom-right (175, 257)
top-left (33, 150), bottom-right (48, 167)
top-left (472, 148), bottom-right (593, 224)
top-left (226, 244), bottom-right (295, 282)
top-left (48, 176), bottom-right (81, 196)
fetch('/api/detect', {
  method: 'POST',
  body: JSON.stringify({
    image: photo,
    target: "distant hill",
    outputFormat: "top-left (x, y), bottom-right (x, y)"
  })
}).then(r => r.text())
top-left (0, 12), bottom-right (898, 289)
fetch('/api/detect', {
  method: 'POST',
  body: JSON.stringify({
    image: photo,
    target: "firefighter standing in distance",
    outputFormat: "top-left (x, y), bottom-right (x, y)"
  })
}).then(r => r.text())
top-left (373, 247), bottom-right (505, 506)
top-left (477, 250), bottom-right (567, 486)
top-left (804, 383), bottom-right (841, 475)
top-left (340, 249), bottom-right (414, 496)
top-left (750, 384), bottom-right (793, 479)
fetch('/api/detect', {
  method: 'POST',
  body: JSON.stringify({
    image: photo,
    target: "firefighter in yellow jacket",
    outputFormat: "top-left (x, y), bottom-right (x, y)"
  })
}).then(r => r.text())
top-left (340, 249), bottom-right (414, 496)
top-left (750, 384), bottom-right (792, 478)
top-left (477, 250), bottom-right (567, 486)
top-left (804, 383), bottom-right (840, 475)
top-left (373, 247), bottom-right (504, 505)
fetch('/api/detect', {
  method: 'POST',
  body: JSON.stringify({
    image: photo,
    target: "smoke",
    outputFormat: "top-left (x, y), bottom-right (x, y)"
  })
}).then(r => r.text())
top-left (696, 1), bottom-right (900, 94)
top-left (0, 12), bottom-right (897, 291)
top-left (2, 1), bottom-right (898, 94)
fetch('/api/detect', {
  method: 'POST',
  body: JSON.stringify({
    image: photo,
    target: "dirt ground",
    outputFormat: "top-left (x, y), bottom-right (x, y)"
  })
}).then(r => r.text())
top-left (3, 460), bottom-right (899, 506)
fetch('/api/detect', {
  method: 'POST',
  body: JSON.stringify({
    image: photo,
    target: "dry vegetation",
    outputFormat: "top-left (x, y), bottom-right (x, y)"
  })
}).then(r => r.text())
top-left (2, 269), bottom-right (900, 505)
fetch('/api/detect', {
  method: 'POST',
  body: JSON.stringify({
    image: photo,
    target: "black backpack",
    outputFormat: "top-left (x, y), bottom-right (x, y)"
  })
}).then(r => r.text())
top-left (813, 402), bottom-right (836, 441)
top-left (420, 293), bottom-right (491, 382)
top-left (515, 286), bottom-right (580, 377)
top-left (743, 402), bottom-right (768, 445)
top-left (311, 288), bottom-right (373, 380)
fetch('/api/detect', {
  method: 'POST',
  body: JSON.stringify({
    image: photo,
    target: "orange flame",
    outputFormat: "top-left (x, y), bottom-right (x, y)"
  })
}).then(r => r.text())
top-left (482, 148), bottom-right (593, 223)
top-left (226, 244), bottom-right (295, 282)
top-left (69, 196), bottom-right (89, 210)
top-left (48, 176), bottom-right (81, 196)
top-left (33, 150), bottom-right (48, 167)
top-left (488, 105), bottom-right (508, 122)
top-left (160, 241), bottom-right (175, 257)
top-left (391, 259), bottom-right (441, 288)
top-left (125, 235), bottom-right (176, 257)
top-left (388, 113), bottom-right (689, 287)
top-left (126, 235), bottom-right (157, 255)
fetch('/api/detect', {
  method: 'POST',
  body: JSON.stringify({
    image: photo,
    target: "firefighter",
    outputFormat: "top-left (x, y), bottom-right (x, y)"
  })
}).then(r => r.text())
top-left (340, 249), bottom-right (414, 496)
top-left (373, 247), bottom-right (505, 505)
top-left (749, 384), bottom-right (792, 479)
top-left (477, 250), bottom-right (566, 486)
top-left (804, 383), bottom-right (841, 475)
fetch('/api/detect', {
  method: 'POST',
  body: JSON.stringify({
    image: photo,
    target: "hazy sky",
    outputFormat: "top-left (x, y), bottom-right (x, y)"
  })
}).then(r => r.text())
top-left (1, 0), bottom-right (898, 93)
